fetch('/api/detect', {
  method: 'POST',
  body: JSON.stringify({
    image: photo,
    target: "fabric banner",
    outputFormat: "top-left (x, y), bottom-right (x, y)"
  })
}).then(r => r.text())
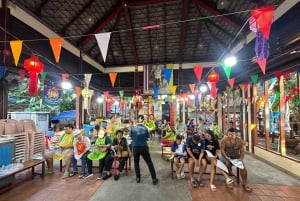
top-left (95, 32), bottom-right (111, 62)
top-left (43, 84), bottom-right (62, 107)
top-left (143, 64), bottom-right (149, 91)
top-left (84, 74), bottom-right (92, 88)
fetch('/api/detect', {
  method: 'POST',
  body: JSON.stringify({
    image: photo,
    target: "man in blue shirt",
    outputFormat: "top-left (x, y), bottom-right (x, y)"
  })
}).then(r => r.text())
top-left (130, 115), bottom-right (159, 185)
top-left (186, 134), bottom-right (206, 188)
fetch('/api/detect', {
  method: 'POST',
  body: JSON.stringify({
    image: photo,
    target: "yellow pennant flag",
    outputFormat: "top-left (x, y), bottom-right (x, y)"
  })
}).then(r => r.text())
top-left (49, 38), bottom-right (64, 63)
top-left (10, 40), bottom-right (23, 66)
top-left (109, 72), bottom-right (118, 87)
top-left (250, 124), bottom-right (256, 131)
top-left (170, 85), bottom-right (177, 95)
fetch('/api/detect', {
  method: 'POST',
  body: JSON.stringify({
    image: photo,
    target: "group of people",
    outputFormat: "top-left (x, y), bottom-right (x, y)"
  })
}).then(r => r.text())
top-left (45, 114), bottom-right (159, 185)
top-left (170, 125), bottom-right (252, 192)
top-left (45, 115), bottom-right (252, 192)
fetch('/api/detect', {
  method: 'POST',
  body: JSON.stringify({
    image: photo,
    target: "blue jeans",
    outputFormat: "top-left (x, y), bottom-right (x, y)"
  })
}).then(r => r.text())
top-left (72, 151), bottom-right (92, 175)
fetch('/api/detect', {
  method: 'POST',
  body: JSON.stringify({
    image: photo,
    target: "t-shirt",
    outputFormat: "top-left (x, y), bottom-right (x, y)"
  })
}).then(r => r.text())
top-left (129, 124), bottom-right (150, 147)
top-left (220, 137), bottom-right (244, 159)
top-left (204, 139), bottom-right (220, 156)
top-left (171, 141), bottom-right (186, 155)
top-left (186, 136), bottom-right (205, 158)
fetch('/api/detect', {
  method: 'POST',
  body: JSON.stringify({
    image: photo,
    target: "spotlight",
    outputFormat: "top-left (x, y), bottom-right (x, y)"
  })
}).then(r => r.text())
top-left (217, 0), bottom-right (229, 9)
top-left (224, 56), bottom-right (237, 67)
top-left (199, 83), bottom-right (208, 93)
top-left (61, 81), bottom-right (72, 90)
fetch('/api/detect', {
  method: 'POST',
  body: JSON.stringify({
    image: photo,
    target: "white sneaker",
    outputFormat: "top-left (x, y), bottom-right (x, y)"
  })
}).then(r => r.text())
top-left (83, 173), bottom-right (93, 179)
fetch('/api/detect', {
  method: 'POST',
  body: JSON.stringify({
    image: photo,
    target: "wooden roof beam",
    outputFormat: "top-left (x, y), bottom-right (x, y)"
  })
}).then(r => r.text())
top-left (178, 0), bottom-right (190, 63)
top-left (192, 0), bottom-right (241, 31)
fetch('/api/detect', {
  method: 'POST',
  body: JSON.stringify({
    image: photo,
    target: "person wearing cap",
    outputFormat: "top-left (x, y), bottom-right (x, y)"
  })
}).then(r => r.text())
top-left (71, 129), bottom-right (93, 179)
top-left (129, 115), bottom-right (159, 185)
top-left (186, 134), bottom-right (206, 188)
top-left (45, 123), bottom-right (74, 178)
top-left (220, 127), bottom-right (252, 192)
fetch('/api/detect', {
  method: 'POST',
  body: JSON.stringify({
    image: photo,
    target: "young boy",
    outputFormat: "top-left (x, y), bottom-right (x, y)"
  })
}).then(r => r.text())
top-left (72, 129), bottom-right (93, 179)
top-left (171, 135), bottom-right (187, 179)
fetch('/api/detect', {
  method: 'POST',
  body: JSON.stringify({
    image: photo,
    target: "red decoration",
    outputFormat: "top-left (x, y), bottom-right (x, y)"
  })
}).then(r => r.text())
top-left (251, 6), bottom-right (275, 39)
top-left (24, 55), bottom-right (44, 95)
top-left (207, 70), bottom-right (220, 83)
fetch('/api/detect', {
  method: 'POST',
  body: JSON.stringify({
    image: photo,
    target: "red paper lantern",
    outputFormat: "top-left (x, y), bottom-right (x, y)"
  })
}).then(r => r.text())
top-left (207, 70), bottom-right (220, 83)
top-left (24, 55), bottom-right (44, 96)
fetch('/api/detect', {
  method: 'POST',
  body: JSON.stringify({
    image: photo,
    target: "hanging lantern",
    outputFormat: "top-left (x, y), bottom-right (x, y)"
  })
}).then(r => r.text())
top-left (24, 55), bottom-right (44, 96)
top-left (207, 70), bottom-right (220, 83)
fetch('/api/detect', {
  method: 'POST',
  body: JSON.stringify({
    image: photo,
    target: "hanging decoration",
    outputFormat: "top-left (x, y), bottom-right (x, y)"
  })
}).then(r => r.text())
top-left (24, 55), bottom-right (44, 96)
top-left (62, 73), bottom-right (69, 81)
top-left (163, 69), bottom-right (172, 85)
top-left (18, 69), bottom-right (25, 81)
top-left (222, 65), bottom-right (232, 79)
top-left (273, 70), bottom-right (281, 80)
top-left (40, 72), bottom-right (47, 84)
top-left (109, 72), bottom-right (117, 87)
top-left (119, 90), bottom-right (124, 99)
top-left (81, 87), bottom-right (93, 109)
top-left (49, 38), bottom-right (64, 63)
top-left (170, 85), bottom-right (177, 95)
top-left (250, 74), bottom-right (258, 84)
top-left (75, 87), bottom-right (81, 96)
top-left (227, 78), bottom-right (235, 88)
top-left (207, 70), bottom-right (220, 99)
top-left (189, 83), bottom-right (195, 93)
top-left (95, 32), bottom-right (111, 62)
top-left (193, 66), bottom-right (203, 82)
top-left (0, 66), bottom-right (5, 79)
top-left (10, 40), bottom-right (23, 66)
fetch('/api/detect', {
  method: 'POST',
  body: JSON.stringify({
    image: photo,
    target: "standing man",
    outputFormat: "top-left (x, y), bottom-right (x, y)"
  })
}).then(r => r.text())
top-left (129, 115), bottom-right (159, 185)
top-left (220, 127), bottom-right (252, 192)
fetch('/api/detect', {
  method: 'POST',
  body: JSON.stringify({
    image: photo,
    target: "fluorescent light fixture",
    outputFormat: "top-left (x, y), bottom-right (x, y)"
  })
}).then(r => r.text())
top-left (61, 81), bottom-right (72, 90)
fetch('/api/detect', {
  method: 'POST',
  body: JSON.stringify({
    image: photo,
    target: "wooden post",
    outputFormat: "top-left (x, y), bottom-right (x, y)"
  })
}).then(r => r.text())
top-left (264, 80), bottom-right (270, 150)
top-left (279, 75), bottom-right (286, 156)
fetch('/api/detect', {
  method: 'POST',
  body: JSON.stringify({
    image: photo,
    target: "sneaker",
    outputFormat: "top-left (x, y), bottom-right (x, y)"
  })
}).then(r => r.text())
top-left (196, 179), bottom-right (204, 187)
top-left (83, 173), bottom-right (93, 179)
top-left (78, 174), bottom-right (84, 179)
top-left (152, 178), bottom-right (159, 185)
top-left (69, 171), bottom-right (78, 177)
top-left (136, 177), bottom-right (141, 183)
top-left (97, 174), bottom-right (103, 180)
top-left (62, 172), bottom-right (70, 179)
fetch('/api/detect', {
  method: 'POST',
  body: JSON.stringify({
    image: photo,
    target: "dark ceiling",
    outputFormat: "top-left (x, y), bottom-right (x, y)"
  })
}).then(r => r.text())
top-left (2, 0), bottom-right (300, 96)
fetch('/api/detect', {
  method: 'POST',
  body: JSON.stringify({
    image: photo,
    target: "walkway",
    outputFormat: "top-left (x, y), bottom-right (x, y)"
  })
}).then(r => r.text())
top-left (0, 140), bottom-right (299, 201)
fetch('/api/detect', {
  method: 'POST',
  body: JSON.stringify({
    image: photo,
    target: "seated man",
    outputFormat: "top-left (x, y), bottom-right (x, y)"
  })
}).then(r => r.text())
top-left (45, 123), bottom-right (74, 178)
top-left (186, 134), bottom-right (206, 188)
top-left (202, 129), bottom-right (234, 191)
top-left (220, 127), bottom-right (252, 192)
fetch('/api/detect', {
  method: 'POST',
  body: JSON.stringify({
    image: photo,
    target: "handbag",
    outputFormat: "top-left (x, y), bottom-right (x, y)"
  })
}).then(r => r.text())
top-left (117, 150), bottom-right (129, 158)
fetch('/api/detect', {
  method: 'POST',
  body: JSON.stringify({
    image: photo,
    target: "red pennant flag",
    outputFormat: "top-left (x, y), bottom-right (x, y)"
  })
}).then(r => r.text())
top-left (103, 91), bottom-right (109, 98)
top-left (193, 66), bottom-right (203, 82)
top-left (109, 72), bottom-right (117, 87)
top-left (284, 95), bottom-right (291, 104)
top-left (61, 73), bottom-right (69, 81)
top-left (210, 82), bottom-right (217, 99)
top-left (227, 78), bottom-right (235, 88)
top-left (284, 71), bottom-right (291, 79)
top-left (18, 69), bottom-right (25, 81)
top-left (251, 6), bottom-right (275, 39)
top-left (256, 58), bottom-right (267, 74)
top-left (244, 83), bottom-right (249, 91)
top-left (273, 70), bottom-right (282, 80)
top-left (49, 38), bottom-right (64, 63)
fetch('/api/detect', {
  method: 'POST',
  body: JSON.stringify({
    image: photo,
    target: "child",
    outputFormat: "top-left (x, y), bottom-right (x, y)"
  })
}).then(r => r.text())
top-left (72, 129), bottom-right (93, 179)
top-left (171, 135), bottom-right (187, 179)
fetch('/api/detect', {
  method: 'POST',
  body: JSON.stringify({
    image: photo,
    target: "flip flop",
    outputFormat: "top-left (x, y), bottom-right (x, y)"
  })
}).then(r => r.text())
top-left (226, 177), bottom-right (234, 184)
top-left (242, 184), bottom-right (252, 192)
top-left (210, 184), bottom-right (217, 192)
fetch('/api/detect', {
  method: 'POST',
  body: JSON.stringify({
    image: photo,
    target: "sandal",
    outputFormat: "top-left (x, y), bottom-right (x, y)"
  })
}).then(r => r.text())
top-left (69, 171), bottom-right (78, 177)
top-left (210, 184), bottom-right (217, 192)
top-left (226, 177), bottom-right (234, 184)
top-left (196, 179), bottom-right (204, 187)
top-left (180, 172), bottom-right (185, 179)
top-left (62, 172), bottom-right (70, 179)
top-left (102, 173), bottom-right (112, 180)
top-left (191, 180), bottom-right (198, 188)
top-left (242, 184), bottom-right (252, 192)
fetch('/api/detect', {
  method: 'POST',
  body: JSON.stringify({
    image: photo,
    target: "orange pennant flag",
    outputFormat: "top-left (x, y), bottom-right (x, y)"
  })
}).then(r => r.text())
top-left (109, 72), bottom-right (118, 87)
top-left (170, 85), bottom-right (177, 95)
top-left (189, 83), bottom-right (195, 93)
top-left (49, 38), bottom-right (64, 63)
top-left (10, 40), bottom-right (23, 66)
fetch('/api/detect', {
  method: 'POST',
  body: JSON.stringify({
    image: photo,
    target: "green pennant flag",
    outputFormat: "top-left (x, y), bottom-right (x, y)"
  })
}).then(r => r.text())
top-left (40, 72), bottom-right (47, 83)
top-left (275, 92), bottom-right (280, 100)
top-left (222, 63), bottom-right (231, 79)
top-left (119, 90), bottom-right (124, 99)
top-left (250, 74), bottom-right (258, 84)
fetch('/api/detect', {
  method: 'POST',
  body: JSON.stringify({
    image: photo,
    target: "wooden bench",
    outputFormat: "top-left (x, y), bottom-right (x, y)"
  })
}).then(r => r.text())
top-left (0, 159), bottom-right (45, 193)
top-left (170, 159), bottom-right (240, 184)
top-left (161, 145), bottom-right (172, 158)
